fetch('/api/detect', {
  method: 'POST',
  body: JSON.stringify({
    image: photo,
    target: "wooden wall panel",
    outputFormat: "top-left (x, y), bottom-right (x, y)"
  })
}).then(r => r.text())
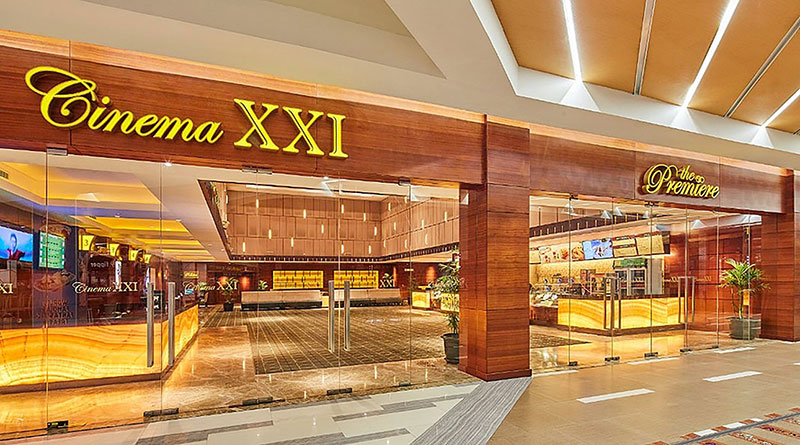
top-left (0, 46), bottom-right (70, 148)
top-left (530, 134), bottom-right (636, 200)
top-left (459, 122), bottom-right (531, 381)
top-left (719, 164), bottom-right (788, 213)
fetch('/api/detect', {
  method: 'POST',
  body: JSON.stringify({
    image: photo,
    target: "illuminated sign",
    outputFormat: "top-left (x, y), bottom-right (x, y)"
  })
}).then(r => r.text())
top-left (24, 66), bottom-right (348, 159)
top-left (183, 271), bottom-right (199, 279)
top-left (0, 282), bottom-right (12, 294)
top-left (641, 164), bottom-right (719, 199)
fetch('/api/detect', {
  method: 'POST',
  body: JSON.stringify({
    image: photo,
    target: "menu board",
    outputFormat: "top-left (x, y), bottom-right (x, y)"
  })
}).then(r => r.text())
top-left (611, 236), bottom-right (637, 257)
top-left (635, 234), bottom-right (665, 255)
top-left (537, 243), bottom-right (585, 263)
top-left (38, 232), bottom-right (65, 269)
top-left (582, 239), bottom-right (613, 260)
top-left (529, 248), bottom-right (541, 264)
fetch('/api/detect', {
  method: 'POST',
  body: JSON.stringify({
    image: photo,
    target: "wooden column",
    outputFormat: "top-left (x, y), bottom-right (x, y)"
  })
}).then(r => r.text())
top-left (761, 174), bottom-right (800, 341)
top-left (458, 120), bottom-right (531, 380)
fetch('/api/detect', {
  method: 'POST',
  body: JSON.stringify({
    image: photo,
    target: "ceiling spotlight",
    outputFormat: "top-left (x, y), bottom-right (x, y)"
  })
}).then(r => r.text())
top-left (164, 161), bottom-right (172, 167)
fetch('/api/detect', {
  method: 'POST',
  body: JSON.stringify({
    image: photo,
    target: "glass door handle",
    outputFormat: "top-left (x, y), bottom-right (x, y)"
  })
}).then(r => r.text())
top-left (168, 282), bottom-right (176, 367)
top-left (146, 282), bottom-right (154, 368)
top-left (328, 280), bottom-right (335, 353)
top-left (344, 280), bottom-right (351, 351)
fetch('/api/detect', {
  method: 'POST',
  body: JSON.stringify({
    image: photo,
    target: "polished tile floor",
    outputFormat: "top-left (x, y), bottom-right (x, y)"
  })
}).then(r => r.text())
top-left (491, 340), bottom-right (798, 444)
top-left (4, 382), bottom-right (481, 445)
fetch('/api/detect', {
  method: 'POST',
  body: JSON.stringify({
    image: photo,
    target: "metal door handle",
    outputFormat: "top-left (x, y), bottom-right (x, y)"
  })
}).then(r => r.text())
top-left (146, 282), bottom-right (154, 367)
top-left (344, 280), bottom-right (351, 351)
top-left (328, 280), bottom-right (335, 353)
top-left (168, 282), bottom-right (176, 366)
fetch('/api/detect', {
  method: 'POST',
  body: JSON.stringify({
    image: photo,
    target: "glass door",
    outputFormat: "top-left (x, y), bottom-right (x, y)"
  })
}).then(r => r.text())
top-left (682, 208), bottom-right (720, 352)
top-left (43, 150), bottom-right (165, 432)
top-left (0, 148), bottom-right (48, 437)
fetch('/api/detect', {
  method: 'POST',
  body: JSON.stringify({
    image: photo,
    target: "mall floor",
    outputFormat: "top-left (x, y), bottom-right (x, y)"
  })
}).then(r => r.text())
top-left (490, 340), bottom-right (800, 444)
top-left (0, 306), bottom-right (779, 443)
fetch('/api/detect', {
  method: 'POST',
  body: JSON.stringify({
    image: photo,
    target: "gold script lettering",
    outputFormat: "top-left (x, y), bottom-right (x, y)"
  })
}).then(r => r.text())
top-left (642, 164), bottom-right (719, 199)
top-left (25, 66), bottom-right (223, 144)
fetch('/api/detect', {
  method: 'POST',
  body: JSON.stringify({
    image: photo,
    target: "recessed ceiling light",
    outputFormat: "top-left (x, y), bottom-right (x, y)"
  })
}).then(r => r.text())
top-left (562, 0), bottom-right (582, 82)
top-left (681, 0), bottom-right (740, 108)
top-left (164, 161), bottom-right (173, 167)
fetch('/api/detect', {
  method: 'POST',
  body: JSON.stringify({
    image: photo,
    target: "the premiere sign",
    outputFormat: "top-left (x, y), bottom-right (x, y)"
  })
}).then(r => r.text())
top-left (24, 66), bottom-right (348, 159)
top-left (641, 164), bottom-right (720, 199)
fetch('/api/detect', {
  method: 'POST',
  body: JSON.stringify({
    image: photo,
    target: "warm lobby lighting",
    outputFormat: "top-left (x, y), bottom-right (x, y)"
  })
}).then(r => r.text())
top-left (681, 0), bottom-right (739, 108)
top-left (562, 0), bottom-right (582, 82)
top-left (763, 87), bottom-right (800, 128)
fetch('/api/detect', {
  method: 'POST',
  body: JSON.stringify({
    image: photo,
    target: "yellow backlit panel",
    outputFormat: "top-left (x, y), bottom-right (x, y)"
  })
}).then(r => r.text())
top-left (92, 218), bottom-right (188, 233)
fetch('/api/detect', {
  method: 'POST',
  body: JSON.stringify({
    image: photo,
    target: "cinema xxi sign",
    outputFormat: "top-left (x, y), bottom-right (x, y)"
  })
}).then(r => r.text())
top-left (23, 66), bottom-right (348, 158)
top-left (641, 164), bottom-right (720, 199)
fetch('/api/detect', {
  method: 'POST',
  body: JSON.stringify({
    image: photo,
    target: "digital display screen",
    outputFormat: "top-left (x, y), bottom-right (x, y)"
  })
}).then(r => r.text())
top-left (0, 225), bottom-right (33, 262)
top-left (38, 232), bottom-right (66, 269)
top-left (583, 239), bottom-right (613, 260)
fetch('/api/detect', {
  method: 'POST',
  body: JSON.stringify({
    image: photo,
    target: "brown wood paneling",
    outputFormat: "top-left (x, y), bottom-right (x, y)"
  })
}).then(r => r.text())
top-left (530, 133), bottom-right (636, 199)
top-left (486, 122), bottom-right (528, 188)
top-left (0, 46), bottom-right (71, 148)
top-left (719, 164), bottom-right (788, 213)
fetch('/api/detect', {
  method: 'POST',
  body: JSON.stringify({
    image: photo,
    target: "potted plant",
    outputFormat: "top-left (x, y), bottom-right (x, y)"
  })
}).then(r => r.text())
top-left (432, 252), bottom-right (461, 364)
top-left (221, 287), bottom-right (235, 312)
top-left (720, 258), bottom-right (767, 340)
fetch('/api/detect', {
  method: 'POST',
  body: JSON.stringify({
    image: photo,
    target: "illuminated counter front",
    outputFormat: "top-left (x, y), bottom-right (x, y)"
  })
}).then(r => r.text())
top-left (0, 305), bottom-right (199, 391)
top-left (557, 296), bottom-right (682, 332)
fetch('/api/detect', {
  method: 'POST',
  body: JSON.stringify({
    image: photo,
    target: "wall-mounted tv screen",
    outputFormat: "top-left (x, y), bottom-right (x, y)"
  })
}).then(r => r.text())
top-left (583, 239), bottom-right (613, 260)
top-left (0, 225), bottom-right (34, 262)
top-left (39, 232), bottom-right (66, 269)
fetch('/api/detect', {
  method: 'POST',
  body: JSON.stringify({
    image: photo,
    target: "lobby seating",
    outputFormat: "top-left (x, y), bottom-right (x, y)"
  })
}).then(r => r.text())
top-left (332, 288), bottom-right (404, 307)
top-left (241, 290), bottom-right (322, 310)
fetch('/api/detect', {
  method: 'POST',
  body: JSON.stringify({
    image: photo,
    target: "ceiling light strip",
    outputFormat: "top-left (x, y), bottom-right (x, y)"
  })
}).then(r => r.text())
top-left (562, 0), bottom-right (582, 82)
top-left (725, 16), bottom-right (800, 118)
top-left (681, 0), bottom-right (740, 108)
top-left (633, 0), bottom-right (657, 95)
top-left (762, 88), bottom-right (800, 128)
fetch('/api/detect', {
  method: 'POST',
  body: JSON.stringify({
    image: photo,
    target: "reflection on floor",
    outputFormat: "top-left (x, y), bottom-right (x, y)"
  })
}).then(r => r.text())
top-left (4, 382), bottom-right (481, 445)
top-left (490, 340), bottom-right (799, 444)
top-left (204, 306), bottom-right (449, 373)
top-left (0, 306), bottom-right (476, 439)
top-left (529, 324), bottom-right (766, 371)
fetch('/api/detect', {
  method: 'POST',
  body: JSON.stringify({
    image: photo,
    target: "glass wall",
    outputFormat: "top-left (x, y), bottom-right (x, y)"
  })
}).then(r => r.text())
top-left (0, 149), bottom-right (465, 438)
top-left (528, 193), bottom-right (762, 372)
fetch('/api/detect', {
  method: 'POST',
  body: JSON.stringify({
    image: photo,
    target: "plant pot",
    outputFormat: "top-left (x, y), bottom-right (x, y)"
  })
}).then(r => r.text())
top-left (729, 317), bottom-right (760, 340)
top-left (442, 333), bottom-right (459, 364)
top-left (223, 302), bottom-right (234, 312)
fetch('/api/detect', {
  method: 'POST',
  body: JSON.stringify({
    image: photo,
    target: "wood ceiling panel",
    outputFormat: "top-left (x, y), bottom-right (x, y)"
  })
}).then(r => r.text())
top-left (641, 0), bottom-right (728, 105)
top-left (731, 31), bottom-right (800, 127)
top-left (765, 93), bottom-right (800, 133)
top-left (491, 0), bottom-right (573, 78)
top-left (690, 0), bottom-right (800, 115)
top-left (573, 0), bottom-right (644, 92)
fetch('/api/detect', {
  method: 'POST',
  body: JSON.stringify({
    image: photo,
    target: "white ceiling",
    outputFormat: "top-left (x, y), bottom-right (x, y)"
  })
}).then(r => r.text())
top-left (2, 0), bottom-right (800, 169)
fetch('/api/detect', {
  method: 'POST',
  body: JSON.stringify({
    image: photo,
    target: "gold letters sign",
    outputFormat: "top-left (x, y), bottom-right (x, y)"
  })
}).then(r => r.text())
top-left (24, 66), bottom-right (347, 158)
top-left (642, 164), bottom-right (720, 199)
